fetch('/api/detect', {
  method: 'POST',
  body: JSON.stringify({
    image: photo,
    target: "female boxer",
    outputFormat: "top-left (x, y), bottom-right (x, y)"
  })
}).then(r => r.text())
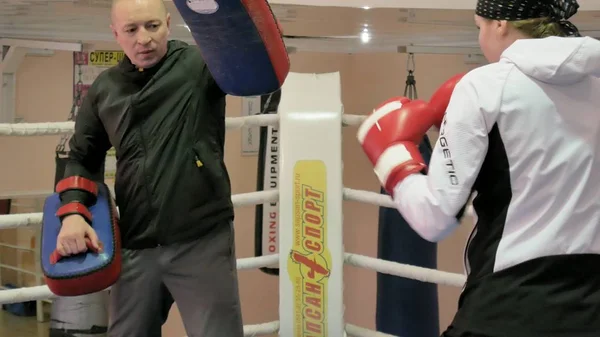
top-left (358, 0), bottom-right (600, 336)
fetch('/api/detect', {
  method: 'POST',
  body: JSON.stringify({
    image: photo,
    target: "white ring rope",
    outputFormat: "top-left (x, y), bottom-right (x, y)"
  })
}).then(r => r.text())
top-left (0, 212), bottom-right (43, 229)
top-left (0, 288), bottom-right (279, 337)
top-left (0, 187), bottom-right (466, 291)
top-left (344, 187), bottom-right (475, 217)
top-left (0, 190), bottom-right (278, 230)
top-left (344, 187), bottom-right (396, 208)
top-left (242, 320), bottom-right (280, 337)
top-left (0, 254), bottom-right (278, 305)
top-left (232, 189), bottom-right (278, 207)
top-left (0, 122), bottom-right (75, 136)
top-left (0, 187), bottom-right (472, 229)
top-left (346, 323), bottom-right (399, 337)
top-left (183, 320), bottom-right (281, 337)
top-left (0, 285), bottom-right (57, 305)
top-left (342, 114), bottom-right (367, 126)
top-left (237, 254), bottom-right (278, 270)
top-left (0, 191), bottom-right (279, 305)
top-left (0, 113), bottom-right (369, 136)
top-left (345, 253), bottom-right (466, 287)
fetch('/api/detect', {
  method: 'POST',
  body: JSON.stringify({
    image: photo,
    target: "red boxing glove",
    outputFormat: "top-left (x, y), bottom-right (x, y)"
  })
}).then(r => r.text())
top-left (428, 73), bottom-right (466, 129)
top-left (357, 98), bottom-right (440, 194)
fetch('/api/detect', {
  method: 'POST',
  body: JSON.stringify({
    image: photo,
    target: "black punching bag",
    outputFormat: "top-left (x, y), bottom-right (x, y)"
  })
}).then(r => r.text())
top-left (375, 135), bottom-right (440, 337)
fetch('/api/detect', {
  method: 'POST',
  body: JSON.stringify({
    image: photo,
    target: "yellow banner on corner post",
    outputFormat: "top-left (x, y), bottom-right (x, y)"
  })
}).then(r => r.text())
top-left (288, 160), bottom-right (332, 337)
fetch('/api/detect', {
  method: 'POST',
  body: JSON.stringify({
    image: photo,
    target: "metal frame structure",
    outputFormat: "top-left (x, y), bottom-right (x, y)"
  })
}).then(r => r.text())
top-left (0, 39), bottom-right (82, 123)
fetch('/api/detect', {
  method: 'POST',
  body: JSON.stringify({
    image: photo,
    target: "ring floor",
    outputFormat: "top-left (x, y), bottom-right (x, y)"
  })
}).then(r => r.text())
top-left (0, 307), bottom-right (50, 337)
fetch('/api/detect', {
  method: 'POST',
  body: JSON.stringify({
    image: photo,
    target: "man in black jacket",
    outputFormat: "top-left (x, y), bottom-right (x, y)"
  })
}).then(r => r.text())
top-left (55, 0), bottom-right (245, 335)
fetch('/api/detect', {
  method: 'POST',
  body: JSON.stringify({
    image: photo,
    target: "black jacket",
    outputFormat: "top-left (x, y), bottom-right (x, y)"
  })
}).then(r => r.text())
top-left (61, 40), bottom-right (234, 249)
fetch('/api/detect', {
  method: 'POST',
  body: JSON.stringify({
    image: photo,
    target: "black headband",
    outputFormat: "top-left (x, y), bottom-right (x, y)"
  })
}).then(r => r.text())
top-left (475, 0), bottom-right (581, 37)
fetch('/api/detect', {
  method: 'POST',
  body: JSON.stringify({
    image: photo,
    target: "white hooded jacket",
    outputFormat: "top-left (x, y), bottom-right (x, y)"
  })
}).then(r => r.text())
top-left (394, 35), bottom-right (600, 270)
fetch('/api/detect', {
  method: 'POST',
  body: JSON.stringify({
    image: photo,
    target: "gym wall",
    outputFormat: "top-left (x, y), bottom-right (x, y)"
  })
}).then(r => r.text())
top-left (0, 40), bottom-right (480, 336)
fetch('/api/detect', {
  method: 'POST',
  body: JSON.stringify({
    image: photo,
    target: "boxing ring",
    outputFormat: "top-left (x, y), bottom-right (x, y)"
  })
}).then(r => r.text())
top-left (0, 72), bottom-right (468, 336)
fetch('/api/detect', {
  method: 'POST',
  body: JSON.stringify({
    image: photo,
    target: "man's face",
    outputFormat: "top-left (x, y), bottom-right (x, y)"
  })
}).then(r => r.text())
top-left (110, 0), bottom-right (171, 68)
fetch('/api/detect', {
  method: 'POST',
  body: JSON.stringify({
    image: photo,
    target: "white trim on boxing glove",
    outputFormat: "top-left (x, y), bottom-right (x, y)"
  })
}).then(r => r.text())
top-left (374, 142), bottom-right (426, 193)
top-left (374, 143), bottom-right (412, 184)
top-left (357, 99), bottom-right (405, 144)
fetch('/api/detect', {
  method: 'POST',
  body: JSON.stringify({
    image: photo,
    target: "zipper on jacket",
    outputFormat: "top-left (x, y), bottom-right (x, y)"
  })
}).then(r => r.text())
top-left (463, 225), bottom-right (477, 277)
top-left (463, 194), bottom-right (478, 281)
top-left (137, 124), bottom-right (161, 245)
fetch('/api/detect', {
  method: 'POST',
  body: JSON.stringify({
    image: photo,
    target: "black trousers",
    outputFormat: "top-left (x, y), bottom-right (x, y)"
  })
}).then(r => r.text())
top-left (107, 221), bottom-right (243, 337)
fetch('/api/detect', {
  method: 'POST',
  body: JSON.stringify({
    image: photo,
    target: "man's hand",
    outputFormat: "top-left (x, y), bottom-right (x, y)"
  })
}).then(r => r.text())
top-left (57, 214), bottom-right (102, 256)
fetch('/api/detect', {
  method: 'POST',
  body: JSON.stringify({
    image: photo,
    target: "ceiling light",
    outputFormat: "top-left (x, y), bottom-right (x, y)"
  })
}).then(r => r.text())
top-left (360, 29), bottom-right (371, 43)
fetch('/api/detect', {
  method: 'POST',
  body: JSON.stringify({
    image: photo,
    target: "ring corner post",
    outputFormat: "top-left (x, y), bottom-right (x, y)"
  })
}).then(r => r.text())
top-left (278, 72), bottom-right (345, 337)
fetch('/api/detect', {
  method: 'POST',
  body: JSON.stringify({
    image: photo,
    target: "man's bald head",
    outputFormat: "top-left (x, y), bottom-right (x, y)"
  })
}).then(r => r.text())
top-left (111, 0), bottom-right (168, 24)
top-left (109, 0), bottom-right (171, 68)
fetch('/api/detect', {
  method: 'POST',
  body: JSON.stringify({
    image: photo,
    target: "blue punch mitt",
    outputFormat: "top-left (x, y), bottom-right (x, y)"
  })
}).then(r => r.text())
top-left (41, 181), bottom-right (121, 296)
top-left (172, 0), bottom-right (290, 96)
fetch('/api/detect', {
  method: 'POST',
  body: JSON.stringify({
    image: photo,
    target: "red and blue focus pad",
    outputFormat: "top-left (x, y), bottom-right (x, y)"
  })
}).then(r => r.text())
top-left (41, 182), bottom-right (121, 297)
top-left (172, 0), bottom-right (290, 96)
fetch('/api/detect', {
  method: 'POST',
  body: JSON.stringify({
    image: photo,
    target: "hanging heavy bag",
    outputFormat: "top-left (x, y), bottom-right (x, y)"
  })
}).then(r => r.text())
top-left (375, 61), bottom-right (439, 337)
top-left (41, 177), bottom-right (121, 296)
